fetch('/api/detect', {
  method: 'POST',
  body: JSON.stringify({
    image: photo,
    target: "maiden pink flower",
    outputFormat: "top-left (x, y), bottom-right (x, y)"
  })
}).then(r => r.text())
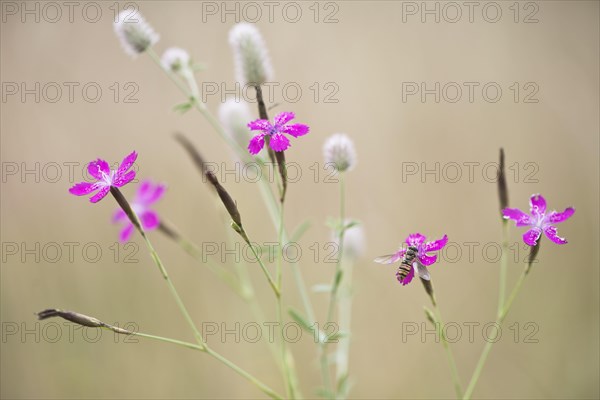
top-left (113, 180), bottom-right (165, 242)
top-left (247, 112), bottom-right (309, 154)
top-left (68, 151), bottom-right (137, 203)
top-left (502, 194), bottom-right (574, 246)
top-left (375, 233), bottom-right (448, 286)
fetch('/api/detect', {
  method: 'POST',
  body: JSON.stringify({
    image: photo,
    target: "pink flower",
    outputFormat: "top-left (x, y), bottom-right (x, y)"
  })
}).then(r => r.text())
top-left (503, 194), bottom-right (574, 246)
top-left (113, 180), bottom-right (165, 242)
top-left (375, 233), bottom-right (448, 286)
top-left (69, 151), bottom-right (137, 203)
top-left (247, 112), bottom-right (309, 154)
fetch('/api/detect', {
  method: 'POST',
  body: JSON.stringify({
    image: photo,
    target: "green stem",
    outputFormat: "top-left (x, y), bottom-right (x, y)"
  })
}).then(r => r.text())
top-left (241, 230), bottom-right (281, 298)
top-left (463, 244), bottom-right (537, 400)
top-left (275, 201), bottom-right (295, 399)
top-left (158, 221), bottom-right (242, 296)
top-left (111, 189), bottom-right (282, 399)
top-left (432, 302), bottom-right (463, 399)
top-left (205, 347), bottom-right (284, 400)
top-left (320, 173), bottom-right (346, 398)
top-left (129, 331), bottom-right (283, 400)
top-left (497, 221), bottom-right (509, 316)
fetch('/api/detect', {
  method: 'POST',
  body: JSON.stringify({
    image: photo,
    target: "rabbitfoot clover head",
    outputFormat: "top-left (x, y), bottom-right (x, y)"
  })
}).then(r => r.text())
top-left (69, 151), bottom-right (137, 203)
top-left (247, 112), bottom-right (309, 154)
top-left (503, 194), bottom-right (574, 246)
top-left (113, 180), bottom-right (166, 242)
top-left (113, 10), bottom-right (159, 57)
top-left (375, 233), bottom-right (448, 286)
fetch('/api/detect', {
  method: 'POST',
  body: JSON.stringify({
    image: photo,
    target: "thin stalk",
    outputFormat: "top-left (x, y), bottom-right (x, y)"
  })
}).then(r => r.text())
top-left (320, 173), bottom-right (346, 398)
top-left (432, 303), bottom-right (463, 399)
top-left (127, 331), bottom-right (283, 400)
top-left (110, 187), bottom-right (282, 399)
top-left (147, 46), bottom-right (315, 326)
top-left (157, 221), bottom-right (242, 296)
top-left (497, 221), bottom-right (509, 316)
top-left (463, 244), bottom-right (539, 400)
top-left (205, 347), bottom-right (284, 400)
top-left (334, 257), bottom-right (353, 398)
top-left (242, 230), bottom-right (281, 298)
top-left (275, 201), bottom-right (294, 398)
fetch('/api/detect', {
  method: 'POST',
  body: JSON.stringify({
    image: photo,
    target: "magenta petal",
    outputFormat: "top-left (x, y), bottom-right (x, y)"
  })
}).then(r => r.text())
top-left (87, 159), bottom-right (110, 180)
top-left (248, 134), bottom-right (265, 155)
top-left (419, 253), bottom-right (437, 266)
top-left (141, 211), bottom-right (160, 230)
top-left (547, 207), bottom-right (575, 224)
top-left (423, 235), bottom-right (448, 252)
top-left (137, 180), bottom-right (152, 199)
top-left (274, 112), bottom-right (295, 125)
top-left (147, 183), bottom-right (166, 205)
top-left (529, 194), bottom-right (546, 216)
top-left (119, 223), bottom-right (135, 243)
top-left (118, 151), bottom-right (138, 177)
top-left (502, 208), bottom-right (532, 227)
top-left (522, 227), bottom-right (542, 246)
top-left (269, 133), bottom-right (290, 152)
top-left (69, 181), bottom-right (101, 196)
top-left (282, 123), bottom-right (309, 138)
top-left (113, 170), bottom-right (136, 187)
top-left (397, 265), bottom-right (415, 286)
top-left (406, 233), bottom-right (426, 247)
top-left (247, 119), bottom-right (272, 132)
top-left (543, 225), bottom-right (567, 244)
top-left (89, 186), bottom-right (110, 203)
top-left (113, 209), bottom-right (127, 222)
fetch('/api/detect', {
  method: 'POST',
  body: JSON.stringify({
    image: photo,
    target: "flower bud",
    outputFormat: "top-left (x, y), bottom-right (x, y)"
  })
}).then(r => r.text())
top-left (228, 23), bottom-right (274, 86)
top-left (113, 10), bottom-right (159, 57)
top-left (323, 134), bottom-right (357, 172)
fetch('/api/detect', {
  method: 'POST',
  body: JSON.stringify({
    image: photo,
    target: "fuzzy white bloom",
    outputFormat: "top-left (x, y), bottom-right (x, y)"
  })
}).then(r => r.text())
top-left (333, 221), bottom-right (366, 261)
top-left (323, 133), bottom-right (357, 172)
top-left (161, 47), bottom-right (191, 72)
top-left (219, 99), bottom-right (253, 149)
top-left (228, 23), bottom-right (274, 86)
top-left (113, 10), bottom-right (159, 57)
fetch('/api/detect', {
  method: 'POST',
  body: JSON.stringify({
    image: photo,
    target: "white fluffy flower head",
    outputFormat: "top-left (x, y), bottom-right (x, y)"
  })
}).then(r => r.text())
top-left (323, 133), bottom-right (357, 172)
top-left (113, 10), bottom-right (159, 57)
top-left (219, 99), bottom-right (253, 148)
top-left (161, 47), bottom-right (191, 73)
top-left (228, 23), bottom-right (274, 86)
top-left (333, 221), bottom-right (366, 261)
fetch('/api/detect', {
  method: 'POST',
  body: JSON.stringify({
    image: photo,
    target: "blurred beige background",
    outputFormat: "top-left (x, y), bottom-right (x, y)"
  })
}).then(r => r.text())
top-left (1, 1), bottom-right (598, 399)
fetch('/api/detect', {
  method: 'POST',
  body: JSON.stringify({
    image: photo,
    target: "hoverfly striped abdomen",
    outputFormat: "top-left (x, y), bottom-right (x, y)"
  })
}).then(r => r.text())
top-left (396, 245), bottom-right (418, 282)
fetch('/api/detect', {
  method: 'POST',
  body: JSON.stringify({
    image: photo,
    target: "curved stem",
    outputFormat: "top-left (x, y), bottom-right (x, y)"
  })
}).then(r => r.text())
top-left (320, 173), bottom-right (346, 398)
top-left (432, 303), bottom-right (463, 399)
top-left (129, 331), bottom-right (283, 399)
top-left (463, 243), bottom-right (538, 400)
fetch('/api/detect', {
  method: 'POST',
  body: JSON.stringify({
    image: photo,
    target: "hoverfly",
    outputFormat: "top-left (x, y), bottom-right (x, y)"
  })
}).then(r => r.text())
top-left (374, 245), bottom-right (431, 283)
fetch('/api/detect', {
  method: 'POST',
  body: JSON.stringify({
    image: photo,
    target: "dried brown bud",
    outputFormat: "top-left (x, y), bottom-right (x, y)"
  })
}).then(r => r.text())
top-left (37, 309), bottom-right (104, 328)
top-left (498, 148), bottom-right (509, 212)
top-left (37, 309), bottom-right (132, 335)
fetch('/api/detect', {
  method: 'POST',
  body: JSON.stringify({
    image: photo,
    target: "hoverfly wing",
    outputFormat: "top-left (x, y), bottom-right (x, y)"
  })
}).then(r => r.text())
top-left (414, 262), bottom-right (431, 281)
top-left (374, 254), bottom-right (398, 265)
